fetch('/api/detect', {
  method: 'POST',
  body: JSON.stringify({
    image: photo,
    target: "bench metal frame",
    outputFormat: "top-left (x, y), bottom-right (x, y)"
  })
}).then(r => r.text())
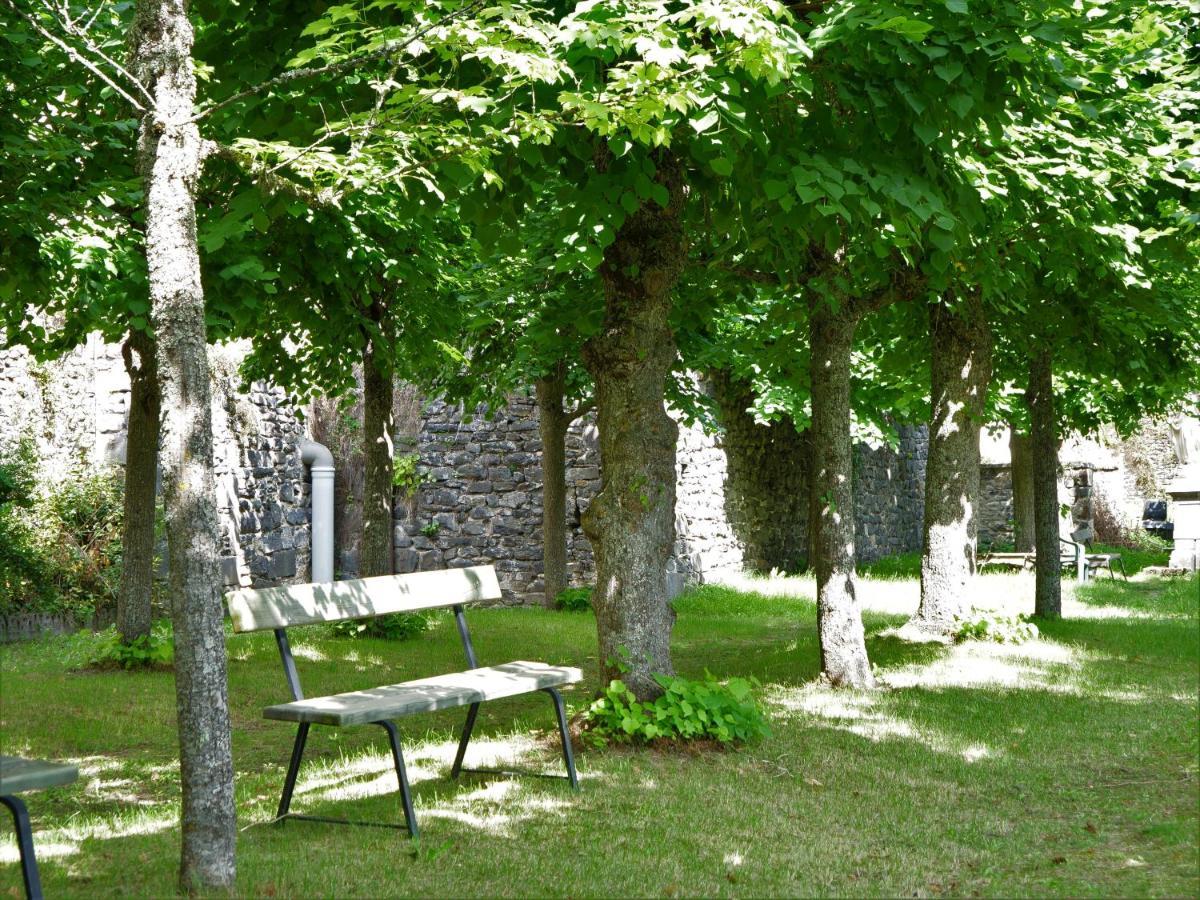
top-left (270, 603), bottom-right (577, 839)
top-left (0, 795), bottom-right (42, 900)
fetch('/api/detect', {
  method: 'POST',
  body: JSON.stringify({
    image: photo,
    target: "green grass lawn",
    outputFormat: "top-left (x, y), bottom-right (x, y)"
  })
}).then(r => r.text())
top-left (1, 573), bottom-right (1197, 897)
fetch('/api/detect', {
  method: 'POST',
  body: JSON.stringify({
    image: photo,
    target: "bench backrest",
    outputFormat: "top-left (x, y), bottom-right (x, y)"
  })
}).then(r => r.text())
top-left (226, 565), bottom-right (502, 633)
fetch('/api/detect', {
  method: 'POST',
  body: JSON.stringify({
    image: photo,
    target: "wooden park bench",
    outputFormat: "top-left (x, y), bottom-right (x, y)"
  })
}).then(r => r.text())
top-left (979, 538), bottom-right (1126, 582)
top-left (0, 755), bottom-right (78, 900)
top-left (226, 565), bottom-right (582, 839)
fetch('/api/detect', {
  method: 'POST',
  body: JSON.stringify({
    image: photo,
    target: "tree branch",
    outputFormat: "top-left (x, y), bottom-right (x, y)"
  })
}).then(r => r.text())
top-left (205, 142), bottom-right (342, 209)
top-left (566, 399), bottom-right (595, 422)
top-left (4, 0), bottom-right (148, 112)
top-left (190, 0), bottom-right (484, 123)
top-left (40, 0), bottom-right (155, 108)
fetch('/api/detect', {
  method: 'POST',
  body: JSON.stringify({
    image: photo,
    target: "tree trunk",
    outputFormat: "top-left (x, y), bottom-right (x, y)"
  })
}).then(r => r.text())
top-left (710, 369), bottom-right (809, 573)
top-left (808, 305), bottom-right (874, 688)
top-left (360, 307), bottom-right (395, 578)
top-left (1010, 430), bottom-right (1035, 552)
top-left (581, 149), bottom-right (686, 701)
top-left (132, 0), bottom-right (236, 889)
top-left (915, 294), bottom-right (992, 633)
top-left (536, 369), bottom-right (571, 608)
top-left (1027, 348), bottom-right (1061, 619)
top-left (118, 329), bottom-right (161, 644)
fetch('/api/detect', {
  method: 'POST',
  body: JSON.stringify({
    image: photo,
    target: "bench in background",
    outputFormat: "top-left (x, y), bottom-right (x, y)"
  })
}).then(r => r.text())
top-left (979, 538), bottom-right (1126, 582)
top-left (226, 565), bottom-right (581, 839)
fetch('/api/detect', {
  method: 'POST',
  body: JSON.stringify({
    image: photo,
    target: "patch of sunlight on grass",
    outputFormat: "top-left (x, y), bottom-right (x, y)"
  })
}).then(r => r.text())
top-left (338, 649), bottom-right (385, 669)
top-left (290, 643), bottom-right (328, 662)
top-left (882, 636), bottom-right (1103, 693)
top-left (0, 808), bottom-right (176, 864)
top-left (283, 732), bottom-right (571, 811)
top-left (767, 684), bottom-right (1002, 763)
top-left (422, 779), bottom-right (572, 836)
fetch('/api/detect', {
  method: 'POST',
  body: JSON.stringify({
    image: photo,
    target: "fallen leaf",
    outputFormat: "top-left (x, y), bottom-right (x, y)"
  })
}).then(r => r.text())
top-left (1084, 823), bottom-right (1098, 834)
top-left (1051, 855), bottom-right (1067, 865)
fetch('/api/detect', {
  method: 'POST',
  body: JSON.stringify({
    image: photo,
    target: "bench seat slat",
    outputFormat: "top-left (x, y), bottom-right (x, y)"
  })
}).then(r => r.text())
top-left (0, 756), bottom-right (78, 795)
top-left (263, 661), bottom-right (583, 726)
top-left (226, 566), bottom-right (503, 632)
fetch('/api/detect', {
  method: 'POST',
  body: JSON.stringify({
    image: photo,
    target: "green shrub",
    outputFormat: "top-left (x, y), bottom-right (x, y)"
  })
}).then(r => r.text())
top-left (555, 586), bottom-right (593, 612)
top-left (87, 621), bottom-right (174, 669)
top-left (952, 611), bottom-right (1038, 644)
top-left (583, 672), bottom-right (771, 748)
top-left (329, 611), bottom-right (435, 640)
top-left (0, 438), bottom-right (124, 619)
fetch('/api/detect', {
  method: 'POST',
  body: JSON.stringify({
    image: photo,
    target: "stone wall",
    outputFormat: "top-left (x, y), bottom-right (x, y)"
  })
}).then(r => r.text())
top-left (854, 426), bottom-right (928, 563)
top-left (391, 395), bottom-right (599, 604)
top-left (979, 462), bottom-right (1096, 548)
top-left (16, 334), bottom-right (1126, 607)
top-left (978, 465), bottom-right (1014, 548)
top-left (391, 395), bottom-right (743, 604)
top-left (0, 339), bottom-right (312, 591)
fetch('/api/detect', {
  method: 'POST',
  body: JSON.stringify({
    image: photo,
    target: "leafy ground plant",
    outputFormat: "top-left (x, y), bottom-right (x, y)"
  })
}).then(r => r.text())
top-left (555, 586), bottom-right (593, 612)
top-left (952, 611), bottom-right (1039, 644)
top-left (329, 611), bottom-right (435, 640)
top-left (582, 672), bottom-right (770, 747)
top-left (86, 621), bottom-right (174, 670)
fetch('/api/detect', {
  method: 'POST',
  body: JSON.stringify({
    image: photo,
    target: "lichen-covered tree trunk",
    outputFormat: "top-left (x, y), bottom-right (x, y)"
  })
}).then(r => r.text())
top-left (808, 306), bottom-right (874, 688)
top-left (1027, 348), bottom-right (1061, 618)
top-left (132, 0), bottom-right (235, 888)
top-left (536, 370), bottom-right (570, 608)
top-left (1009, 430), bottom-right (1035, 552)
top-left (581, 149), bottom-right (686, 701)
top-left (360, 305), bottom-right (395, 578)
top-left (710, 369), bottom-right (809, 573)
top-left (915, 295), bottom-right (992, 632)
top-left (118, 329), bottom-right (160, 644)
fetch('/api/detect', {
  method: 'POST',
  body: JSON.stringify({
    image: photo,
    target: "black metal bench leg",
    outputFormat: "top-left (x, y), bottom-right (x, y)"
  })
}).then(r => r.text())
top-left (450, 703), bottom-right (480, 780)
top-left (376, 722), bottom-right (418, 839)
top-left (277, 722), bottom-right (310, 820)
top-left (1, 795), bottom-right (42, 900)
top-left (543, 688), bottom-right (578, 789)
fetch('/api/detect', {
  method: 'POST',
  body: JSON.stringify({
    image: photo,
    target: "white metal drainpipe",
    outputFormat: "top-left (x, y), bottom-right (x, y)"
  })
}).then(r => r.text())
top-left (299, 440), bottom-right (335, 583)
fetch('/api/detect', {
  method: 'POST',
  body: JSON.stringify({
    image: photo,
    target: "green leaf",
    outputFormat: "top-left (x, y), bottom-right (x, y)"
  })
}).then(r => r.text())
top-left (710, 157), bottom-right (734, 177)
top-left (870, 16), bottom-right (933, 41)
top-left (914, 122), bottom-right (939, 145)
top-left (933, 60), bottom-right (963, 83)
top-left (764, 179), bottom-right (789, 200)
top-left (690, 110), bottom-right (720, 134)
top-left (948, 93), bottom-right (974, 117)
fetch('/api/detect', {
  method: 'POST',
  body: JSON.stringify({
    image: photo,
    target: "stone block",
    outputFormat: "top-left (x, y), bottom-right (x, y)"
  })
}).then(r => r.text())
top-left (394, 548), bottom-right (419, 572)
top-left (218, 556), bottom-right (241, 586)
top-left (418, 550), bottom-right (444, 571)
top-left (269, 550), bottom-right (297, 579)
